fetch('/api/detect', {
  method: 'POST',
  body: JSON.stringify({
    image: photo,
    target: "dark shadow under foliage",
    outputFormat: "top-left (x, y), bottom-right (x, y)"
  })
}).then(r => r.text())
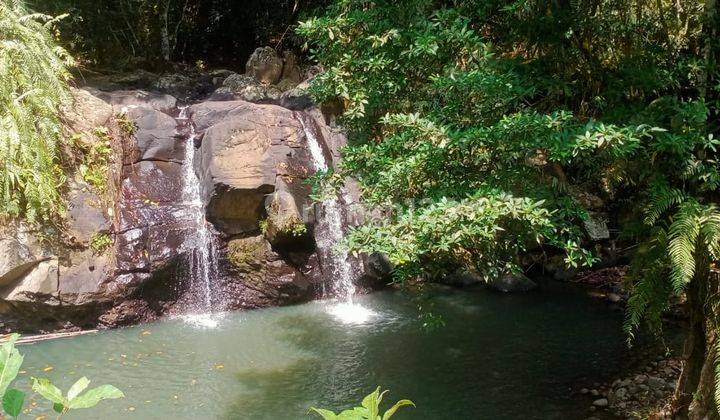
top-left (32, 0), bottom-right (329, 69)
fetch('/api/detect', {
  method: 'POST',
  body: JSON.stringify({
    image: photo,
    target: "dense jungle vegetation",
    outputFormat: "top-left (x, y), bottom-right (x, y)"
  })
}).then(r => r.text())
top-left (1, 0), bottom-right (719, 418)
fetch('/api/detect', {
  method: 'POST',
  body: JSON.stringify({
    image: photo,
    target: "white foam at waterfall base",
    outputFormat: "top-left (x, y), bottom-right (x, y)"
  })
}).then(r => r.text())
top-left (327, 301), bottom-right (377, 325)
top-left (178, 312), bottom-right (225, 329)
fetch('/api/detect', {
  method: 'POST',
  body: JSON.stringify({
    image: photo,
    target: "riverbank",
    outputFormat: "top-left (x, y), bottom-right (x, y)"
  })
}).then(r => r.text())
top-left (564, 265), bottom-right (686, 419)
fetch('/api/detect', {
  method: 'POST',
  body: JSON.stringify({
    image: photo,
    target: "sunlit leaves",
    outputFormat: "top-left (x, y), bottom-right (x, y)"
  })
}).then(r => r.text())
top-left (0, 1), bottom-right (73, 223)
top-left (0, 334), bottom-right (24, 398)
top-left (32, 376), bottom-right (124, 415)
top-left (2, 388), bottom-right (24, 418)
top-left (309, 387), bottom-right (414, 420)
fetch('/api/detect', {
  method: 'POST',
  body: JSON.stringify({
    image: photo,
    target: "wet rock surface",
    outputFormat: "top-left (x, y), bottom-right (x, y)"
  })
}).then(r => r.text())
top-left (0, 66), bottom-right (365, 332)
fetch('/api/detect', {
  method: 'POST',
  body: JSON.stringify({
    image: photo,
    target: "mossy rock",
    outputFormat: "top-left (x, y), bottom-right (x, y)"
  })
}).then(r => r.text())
top-left (226, 236), bottom-right (267, 270)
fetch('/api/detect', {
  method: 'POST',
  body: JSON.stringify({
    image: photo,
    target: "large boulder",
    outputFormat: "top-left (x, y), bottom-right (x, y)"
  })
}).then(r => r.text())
top-left (63, 88), bottom-right (114, 142)
top-left (262, 191), bottom-right (311, 250)
top-left (88, 89), bottom-right (177, 113)
top-left (191, 100), bottom-right (314, 236)
top-left (211, 74), bottom-right (282, 102)
top-left (281, 51), bottom-right (303, 83)
top-left (583, 211), bottom-right (610, 241)
top-left (0, 227), bottom-right (48, 288)
top-left (152, 73), bottom-right (214, 100)
top-left (245, 47), bottom-right (284, 85)
top-left (222, 235), bottom-right (319, 307)
top-left (66, 181), bottom-right (111, 245)
top-left (120, 106), bottom-right (183, 164)
top-left (487, 273), bottom-right (538, 293)
top-left (0, 81), bottom-right (372, 331)
top-left (0, 259), bottom-right (59, 304)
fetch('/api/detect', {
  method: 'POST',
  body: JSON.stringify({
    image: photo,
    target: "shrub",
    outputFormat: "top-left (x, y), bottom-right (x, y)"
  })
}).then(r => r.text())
top-left (0, 0), bottom-right (74, 224)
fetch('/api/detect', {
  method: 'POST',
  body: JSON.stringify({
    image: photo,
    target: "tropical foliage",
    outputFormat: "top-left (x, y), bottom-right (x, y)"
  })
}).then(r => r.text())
top-left (0, 334), bottom-right (123, 418)
top-left (299, 0), bottom-right (718, 416)
top-left (309, 387), bottom-right (414, 420)
top-left (0, 0), bottom-right (74, 224)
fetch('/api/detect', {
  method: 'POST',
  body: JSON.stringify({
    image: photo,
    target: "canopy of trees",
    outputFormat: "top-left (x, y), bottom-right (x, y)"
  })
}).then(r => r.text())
top-left (32, 0), bottom-right (328, 68)
top-left (298, 0), bottom-right (719, 417)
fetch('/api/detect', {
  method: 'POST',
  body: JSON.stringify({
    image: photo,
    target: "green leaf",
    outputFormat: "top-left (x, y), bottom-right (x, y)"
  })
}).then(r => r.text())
top-left (67, 384), bottom-right (124, 409)
top-left (2, 388), bottom-right (24, 418)
top-left (31, 377), bottom-right (64, 404)
top-left (0, 334), bottom-right (24, 397)
top-left (309, 407), bottom-right (338, 419)
top-left (52, 402), bottom-right (64, 414)
top-left (336, 409), bottom-right (363, 420)
top-left (67, 377), bottom-right (90, 401)
top-left (382, 399), bottom-right (415, 419)
top-left (361, 387), bottom-right (381, 418)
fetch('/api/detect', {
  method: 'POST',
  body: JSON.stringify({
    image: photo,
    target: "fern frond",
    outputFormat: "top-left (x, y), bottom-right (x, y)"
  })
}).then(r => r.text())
top-left (0, 0), bottom-right (72, 223)
top-left (643, 182), bottom-right (686, 225)
top-left (699, 207), bottom-right (720, 260)
top-left (624, 228), bottom-right (671, 344)
top-left (667, 201), bottom-right (703, 293)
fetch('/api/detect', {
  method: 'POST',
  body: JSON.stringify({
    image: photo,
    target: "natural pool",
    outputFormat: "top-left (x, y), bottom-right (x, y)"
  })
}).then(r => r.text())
top-left (16, 286), bottom-right (663, 419)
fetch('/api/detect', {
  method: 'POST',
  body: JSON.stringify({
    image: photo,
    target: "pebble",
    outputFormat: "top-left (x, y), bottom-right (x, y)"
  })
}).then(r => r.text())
top-left (592, 398), bottom-right (609, 408)
top-left (590, 389), bottom-right (599, 396)
top-left (647, 376), bottom-right (665, 390)
top-left (607, 293), bottom-right (622, 303)
top-left (580, 388), bottom-right (589, 394)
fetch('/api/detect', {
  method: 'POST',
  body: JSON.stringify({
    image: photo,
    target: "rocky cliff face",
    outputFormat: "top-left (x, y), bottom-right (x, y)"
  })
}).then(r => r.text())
top-left (0, 49), bottom-right (385, 332)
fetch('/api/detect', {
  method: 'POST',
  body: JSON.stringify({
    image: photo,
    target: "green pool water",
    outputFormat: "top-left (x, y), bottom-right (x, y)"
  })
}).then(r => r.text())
top-left (15, 286), bottom-right (661, 419)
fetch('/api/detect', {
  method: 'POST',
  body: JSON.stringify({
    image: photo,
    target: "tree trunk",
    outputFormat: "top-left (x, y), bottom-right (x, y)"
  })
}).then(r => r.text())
top-left (160, 0), bottom-right (171, 62)
top-left (673, 257), bottom-right (719, 419)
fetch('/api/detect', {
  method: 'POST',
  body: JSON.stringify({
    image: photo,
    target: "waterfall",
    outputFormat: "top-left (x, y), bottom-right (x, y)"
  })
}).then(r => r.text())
top-left (177, 106), bottom-right (217, 316)
top-left (297, 113), bottom-right (374, 324)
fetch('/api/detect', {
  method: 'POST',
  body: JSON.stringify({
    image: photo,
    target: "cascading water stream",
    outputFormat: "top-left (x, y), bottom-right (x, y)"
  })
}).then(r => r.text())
top-left (177, 106), bottom-right (218, 321)
top-left (297, 113), bottom-right (374, 324)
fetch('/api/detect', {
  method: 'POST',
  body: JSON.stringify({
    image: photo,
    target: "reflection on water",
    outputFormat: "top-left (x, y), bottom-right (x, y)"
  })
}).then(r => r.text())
top-left (15, 286), bottom-right (669, 419)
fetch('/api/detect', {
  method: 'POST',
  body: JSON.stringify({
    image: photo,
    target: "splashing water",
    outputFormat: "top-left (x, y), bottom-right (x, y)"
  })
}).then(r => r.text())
top-left (297, 113), bottom-right (376, 324)
top-left (178, 106), bottom-right (217, 316)
top-left (327, 301), bottom-right (377, 325)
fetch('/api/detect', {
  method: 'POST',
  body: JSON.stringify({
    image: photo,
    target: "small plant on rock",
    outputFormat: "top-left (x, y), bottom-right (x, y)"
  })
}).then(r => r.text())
top-left (76, 128), bottom-right (113, 193)
top-left (90, 232), bottom-right (113, 254)
top-left (116, 113), bottom-right (137, 136)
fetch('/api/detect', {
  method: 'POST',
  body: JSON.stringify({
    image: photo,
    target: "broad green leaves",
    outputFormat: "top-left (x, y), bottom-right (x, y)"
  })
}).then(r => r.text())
top-left (0, 333), bottom-right (123, 418)
top-left (3, 389), bottom-right (25, 418)
top-left (0, 334), bottom-right (24, 397)
top-left (0, 334), bottom-right (25, 418)
top-left (32, 376), bottom-right (124, 415)
top-left (382, 399), bottom-right (415, 420)
top-left (67, 384), bottom-right (124, 409)
top-left (67, 376), bottom-right (90, 401)
top-left (31, 378), bottom-right (64, 404)
top-left (309, 387), bottom-right (414, 419)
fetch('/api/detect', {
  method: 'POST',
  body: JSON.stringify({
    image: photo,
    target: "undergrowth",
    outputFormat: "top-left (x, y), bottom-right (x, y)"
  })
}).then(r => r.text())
top-left (0, 0), bottom-right (74, 224)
